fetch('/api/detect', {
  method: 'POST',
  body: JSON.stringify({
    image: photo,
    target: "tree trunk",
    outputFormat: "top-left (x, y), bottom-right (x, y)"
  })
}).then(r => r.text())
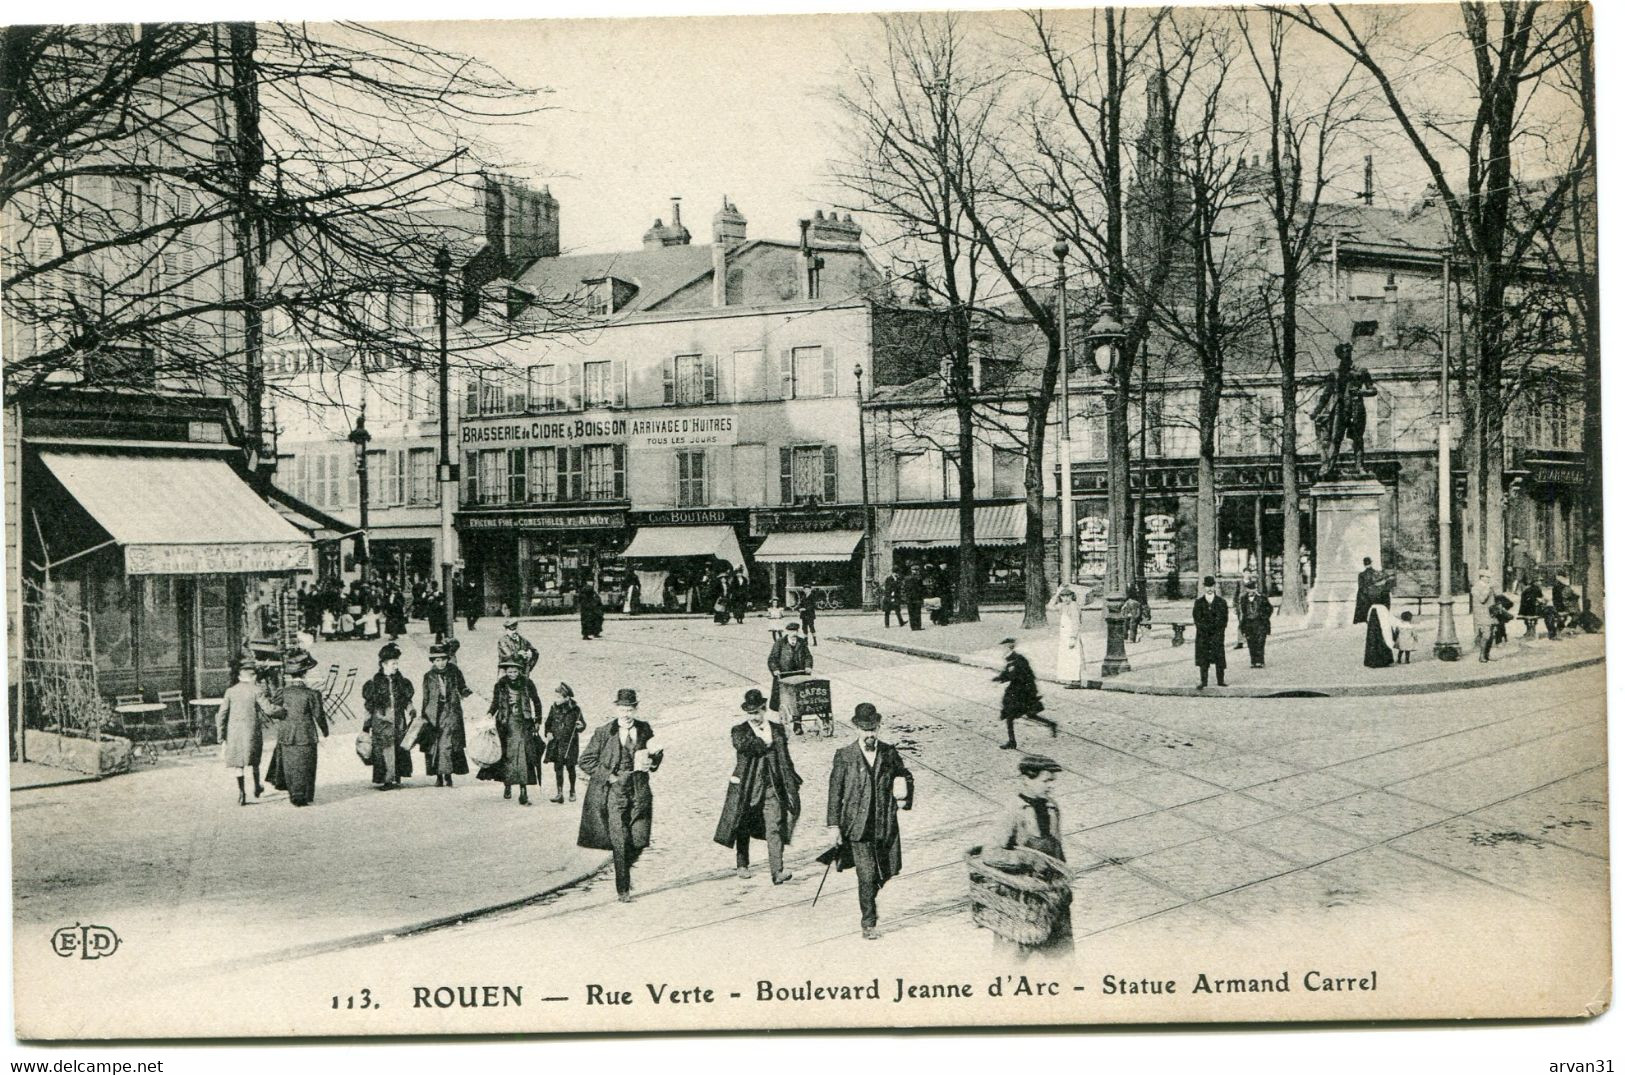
top-left (954, 384), bottom-right (980, 622)
top-left (1021, 397), bottom-right (1050, 629)
top-left (1278, 282), bottom-right (1306, 617)
top-left (1197, 393), bottom-right (1218, 582)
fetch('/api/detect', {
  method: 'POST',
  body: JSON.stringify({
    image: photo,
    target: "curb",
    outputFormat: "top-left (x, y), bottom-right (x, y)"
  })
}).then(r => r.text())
top-left (828, 633), bottom-right (1606, 699)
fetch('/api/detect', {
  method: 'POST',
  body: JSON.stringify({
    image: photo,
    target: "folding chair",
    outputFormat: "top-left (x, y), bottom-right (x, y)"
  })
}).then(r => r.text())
top-left (315, 663), bottom-right (339, 698)
top-left (327, 668), bottom-right (359, 724)
top-left (155, 690), bottom-right (187, 745)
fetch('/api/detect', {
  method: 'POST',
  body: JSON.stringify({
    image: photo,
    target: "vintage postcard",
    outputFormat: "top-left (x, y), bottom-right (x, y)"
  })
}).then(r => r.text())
top-left (3, 2), bottom-right (1609, 1040)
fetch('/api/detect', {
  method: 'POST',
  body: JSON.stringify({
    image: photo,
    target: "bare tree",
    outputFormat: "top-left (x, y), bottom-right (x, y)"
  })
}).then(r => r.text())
top-left (2, 22), bottom-right (572, 433)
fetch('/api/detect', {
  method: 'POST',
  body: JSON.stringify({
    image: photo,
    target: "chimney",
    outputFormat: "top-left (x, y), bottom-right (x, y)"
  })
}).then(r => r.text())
top-left (807, 208), bottom-right (864, 249)
top-left (641, 196), bottom-right (692, 249)
top-left (1381, 272), bottom-right (1399, 346)
top-left (712, 195), bottom-right (747, 248)
top-left (1362, 155), bottom-right (1374, 206)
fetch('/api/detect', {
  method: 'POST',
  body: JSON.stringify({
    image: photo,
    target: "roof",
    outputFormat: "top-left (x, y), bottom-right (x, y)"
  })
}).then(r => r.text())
top-left (515, 244), bottom-right (718, 315)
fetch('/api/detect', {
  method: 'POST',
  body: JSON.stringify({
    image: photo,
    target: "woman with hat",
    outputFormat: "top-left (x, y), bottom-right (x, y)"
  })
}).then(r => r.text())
top-left (361, 642), bottom-right (415, 789)
top-left (1046, 585), bottom-right (1087, 685)
top-left (421, 643), bottom-right (472, 787)
top-left (269, 649), bottom-right (329, 807)
top-left (215, 660), bottom-right (281, 805)
top-left (713, 688), bottom-right (801, 884)
top-left (543, 683), bottom-right (587, 803)
top-left (486, 655), bottom-right (544, 805)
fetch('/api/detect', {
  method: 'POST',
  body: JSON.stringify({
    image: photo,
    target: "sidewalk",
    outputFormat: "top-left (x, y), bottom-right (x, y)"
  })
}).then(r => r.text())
top-left (830, 607), bottom-right (1605, 697)
top-left (8, 761), bottom-right (100, 791)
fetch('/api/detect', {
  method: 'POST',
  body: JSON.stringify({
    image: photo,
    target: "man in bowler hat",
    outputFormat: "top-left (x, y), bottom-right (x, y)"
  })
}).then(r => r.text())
top-left (578, 688), bottom-right (663, 902)
top-left (714, 688), bottom-right (802, 883)
top-left (823, 703), bottom-right (914, 940)
top-left (1192, 575), bottom-right (1229, 688)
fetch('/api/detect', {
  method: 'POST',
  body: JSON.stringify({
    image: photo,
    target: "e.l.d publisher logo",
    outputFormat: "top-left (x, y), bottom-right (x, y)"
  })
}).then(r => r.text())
top-left (51, 924), bottom-right (120, 960)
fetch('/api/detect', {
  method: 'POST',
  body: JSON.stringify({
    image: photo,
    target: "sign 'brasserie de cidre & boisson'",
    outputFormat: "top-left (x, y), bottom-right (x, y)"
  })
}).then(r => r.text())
top-left (462, 413), bottom-right (738, 451)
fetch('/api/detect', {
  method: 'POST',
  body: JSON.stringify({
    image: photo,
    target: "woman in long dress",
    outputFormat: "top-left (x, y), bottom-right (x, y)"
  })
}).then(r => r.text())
top-left (420, 642), bottom-right (471, 787)
top-left (270, 650), bottom-right (328, 806)
top-left (486, 657), bottom-right (543, 804)
top-left (1363, 604), bottom-right (1397, 668)
top-left (361, 642), bottom-right (415, 788)
top-left (216, 662), bottom-right (279, 805)
top-left (1047, 586), bottom-right (1087, 684)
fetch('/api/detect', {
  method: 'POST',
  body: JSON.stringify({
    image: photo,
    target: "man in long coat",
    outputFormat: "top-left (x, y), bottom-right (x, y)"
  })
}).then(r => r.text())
top-left (766, 622), bottom-right (814, 730)
top-left (1192, 575), bottom-right (1229, 688)
top-left (578, 688), bottom-right (663, 902)
top-left (713, 688), bottom-right (802, 884)
top-left (902, 566), bottom-right (925, 631)
top-left (497, 618), bottom-right (539, 675)
top-left (1353, 557), bottom-right (1392, 625)
top-left (1236, 579), bottom-right (1273, 669)
top-left (421, 643), bottom-right (471, 787)
top-left (823, 702), bottom-right (914, 940)
top-left (579, 584), bottom-right (605, 640)
top-left (993, 638), bottom-right (1055, 749)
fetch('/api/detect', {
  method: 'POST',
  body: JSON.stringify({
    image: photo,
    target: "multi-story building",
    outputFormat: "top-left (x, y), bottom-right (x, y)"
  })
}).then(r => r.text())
top-left (453, 197), bottom-right (916, 616)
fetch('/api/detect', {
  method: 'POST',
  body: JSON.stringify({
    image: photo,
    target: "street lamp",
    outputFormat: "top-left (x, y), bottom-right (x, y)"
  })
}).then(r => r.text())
top-left (435, 245), bottom-right (457, 640)
top-left (855, 361), bottom-right (876, 609)
top-left (1085, 309), bottom-right (1131, 677)
top-left (1053, 242), bottom-right (1075, 591)
top-left (1434, 251), bottom-right (1460, 660)
top-left (348, 402), bottom-right (372, 582)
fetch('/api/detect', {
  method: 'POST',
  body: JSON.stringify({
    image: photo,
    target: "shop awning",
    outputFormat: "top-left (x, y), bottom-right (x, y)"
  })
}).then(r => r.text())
top-left (38, 451), bottom-right (312, 575)
top-left (622, 524), bottom-right (745, 568)
top-left (754, 529), bottom-right (864, 564)
top-left (888, 504), bottom-right (1027, 548)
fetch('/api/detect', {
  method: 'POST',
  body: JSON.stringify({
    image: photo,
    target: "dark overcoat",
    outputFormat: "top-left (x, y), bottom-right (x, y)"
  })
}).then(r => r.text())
top-left (713, 718), bottom-right (802, 847)
top-left (543, 700), bottom-right (586, 766)
top-left (825, 740), bottom-right (914, 884)
top-left (488, 676), bottom-right (544, 786)
top-left (269, 683), bottom-right (328, 805)
top-left (1237, 592), bottom-right (1273, 640)
top-left (420, 666), bottom-right (471, 776)
top-left (1191, 594), bottom-right (1229, 669)
top-left (579, 589), bottom-right (605, 637)
top-left (361, 671), bottom-right (415, 782)
top-left (577, 718), bottom-right (660, 852)
top-left (994, 651), bottom-right (1044, 721)
top-left (767, 634), bottom-right (813, 710)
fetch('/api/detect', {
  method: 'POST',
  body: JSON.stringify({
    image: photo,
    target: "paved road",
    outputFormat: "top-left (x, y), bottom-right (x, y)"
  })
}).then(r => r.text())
top-left (12, 616), bottom-right (1609, 1036)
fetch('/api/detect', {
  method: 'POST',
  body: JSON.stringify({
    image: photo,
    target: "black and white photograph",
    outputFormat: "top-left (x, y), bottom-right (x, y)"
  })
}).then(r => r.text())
top-left (1, 0), bottom-right (1611, 1044)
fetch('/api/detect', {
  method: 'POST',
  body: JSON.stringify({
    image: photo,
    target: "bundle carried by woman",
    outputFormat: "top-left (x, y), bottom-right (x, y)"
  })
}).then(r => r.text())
top-left (964, 844), bottom-right (1074, 947)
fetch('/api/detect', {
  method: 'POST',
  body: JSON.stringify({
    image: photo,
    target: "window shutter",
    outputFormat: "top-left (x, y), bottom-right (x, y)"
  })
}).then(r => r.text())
top-left (612, 358), bottom-right (627, 407)
top-left (779, 350), bottom-right (795, 399)
top-left (387, 449), bottom-right (403, 505)
top-left (779, 447), bottom-right (793, 504)
top-left (567, 365), bottom-right (584, 411)
top-left (464, 376), bottom-right (480, 418)
top-left (703, 354), bottom-right (718, 403)
top-left (822, 346), bottom-right (836, 397)
top-left (613, 445), bottom-right (627, 500)
top-left (464, 451), bottom-right (478, 505)
top-left (823, 445), bottom-right (839, 503)
top-left (663, 357), bottom-right (676, 405)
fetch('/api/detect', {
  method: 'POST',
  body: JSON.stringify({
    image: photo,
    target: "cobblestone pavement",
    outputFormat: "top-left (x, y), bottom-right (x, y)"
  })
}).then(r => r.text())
top-left (12, 614), bottom-right (1609, 1034)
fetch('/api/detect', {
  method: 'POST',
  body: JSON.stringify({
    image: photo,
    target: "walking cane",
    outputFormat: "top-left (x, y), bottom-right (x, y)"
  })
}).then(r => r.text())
top-left (812, 859), bottom-right (833, 907)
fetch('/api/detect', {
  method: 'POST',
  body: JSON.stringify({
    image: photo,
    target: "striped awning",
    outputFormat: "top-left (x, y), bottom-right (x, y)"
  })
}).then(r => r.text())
top-left (754, 530), bottom-right (864, 564)
top-left (888, 504), bottom-right (1027, 548)
top-left (622, 524), bottom-right (745, 568)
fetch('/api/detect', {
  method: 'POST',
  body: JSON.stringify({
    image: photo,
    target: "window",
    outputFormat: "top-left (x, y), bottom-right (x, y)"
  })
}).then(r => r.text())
top-left (942, 452), bottom-right (963, 495)
top-left (781, 445), bottom-right (838, 505)
top-left (480, 377), bottom-right (504, 416)
top-left (384, 448), bottom-right (407, 505)
top-left (464, 451), bottom-right (478, 505)
top-left (559, 445), bottom-right (583, 500)
top-left (477, 450), bottom-right (507, 505)
top-left (584, 360), bottom-right (622, 408)
top-left (1161, 389), bottom-right (1199, 458)
top-left (896, 452), bottom-right (934, 501)
top-left (365, 450), bottom-right (386, 506)
top-left (992, 447), bottom-right (1024, 499)
top-left (408, 448), bottom-right (437, 505)
top-left (583, 444), bottom-right (626, 500)
top-left (527, 447), bottom-right (556, 503)
top-left (507, 448), bottom-right (527, 503)
top-left (676, 449), bottom-right (708, 507)
top-left (666, 354), bottom-right (718, 405)
top-left (780, 345), bottom-right (835, 399)
top-left (527, 366), bottom-right (554, 412)
top-left (1527, 394), bottom-right (1577, 451)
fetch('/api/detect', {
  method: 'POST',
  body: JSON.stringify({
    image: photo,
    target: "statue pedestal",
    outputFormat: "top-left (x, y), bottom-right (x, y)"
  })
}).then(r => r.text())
top-left (1303, 478), bottom-right (1386, 630)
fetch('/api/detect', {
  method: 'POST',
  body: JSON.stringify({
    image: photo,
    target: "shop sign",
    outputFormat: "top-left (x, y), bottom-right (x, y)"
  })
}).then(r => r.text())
top-left (750, 508), bottom-right (865, 536)
top-left (126, 542), bottom-right (311, 575)
top-left (633, 509), bottom-right (749, 527)
top-left (458, 510), bottom-right (625, 531)
top-left (628, 414), bottom-right (738, 450)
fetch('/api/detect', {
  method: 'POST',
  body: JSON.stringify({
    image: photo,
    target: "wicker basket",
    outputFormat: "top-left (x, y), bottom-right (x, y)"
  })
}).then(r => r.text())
top-left (965, 845), bottom-right (1074, 947)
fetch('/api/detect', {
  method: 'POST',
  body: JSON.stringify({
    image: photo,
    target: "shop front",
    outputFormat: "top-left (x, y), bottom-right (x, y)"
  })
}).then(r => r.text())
top-left (24, 447), bottom-right (313, 706)
top-left (456, 507), bottom-right (629, 618)
top-left (751, 507), bottom-right (867, 610)
top-left (370, 537), bottom-right (436, 592)
top-left (623, 510), bottom-right (749, 613)
top-left (885, 502), bottom-right (1027, 604)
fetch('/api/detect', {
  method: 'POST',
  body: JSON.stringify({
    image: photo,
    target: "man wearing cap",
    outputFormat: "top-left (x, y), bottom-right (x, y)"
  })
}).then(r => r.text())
top-left (497, 618), bottom-right (539, 678)
top-left (825, 703), bottom-right (914, 940)
top-left (1191, 575), bottom-right (1228, 688)
top-left (578, 689), bottom-right (664, 901)
top-left (421, 643), bottom-right (472, 788)
top-left (766, 622), bottom-right (814, 732)
top-left (994, 637), bottom-right (1055, 749)
top-left (977, 754), bottom-right (1072, 956)
top-left (714, 688), bottom-right (802, 883)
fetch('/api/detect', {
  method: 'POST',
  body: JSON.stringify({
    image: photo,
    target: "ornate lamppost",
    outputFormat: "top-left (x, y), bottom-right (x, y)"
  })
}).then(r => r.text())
top-left (855, 361), bottom-right (876, 608)
top-left (1085, 309), bottom-right (1131, 677)
top-left (349, 403), bottom-right (372, 581)
top-left (435, 245), bottom-right (458, 639)
top-left (1053, 242), bottom-right (1075, 590)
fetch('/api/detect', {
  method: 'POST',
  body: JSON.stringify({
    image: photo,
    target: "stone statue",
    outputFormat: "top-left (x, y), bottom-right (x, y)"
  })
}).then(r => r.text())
top-left (1312, 342), bottom-right (1378, 479)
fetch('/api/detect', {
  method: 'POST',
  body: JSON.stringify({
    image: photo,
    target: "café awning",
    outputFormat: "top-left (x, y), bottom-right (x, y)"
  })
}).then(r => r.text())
top-left (753, 530), bottom-right (864, 564)
top-left (622, 524), bottom-right (745, 568)
top-left (888, 504), bottom-right (1027, 548)
top-left (38, 451), bottom-right (312, 575)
